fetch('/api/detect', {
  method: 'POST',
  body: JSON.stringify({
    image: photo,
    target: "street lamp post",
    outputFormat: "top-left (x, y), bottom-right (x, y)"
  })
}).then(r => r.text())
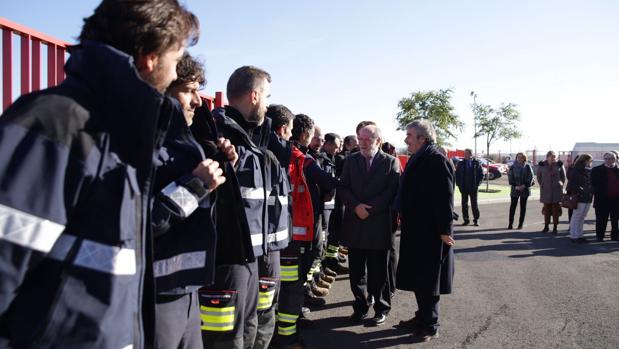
top-left (470, 91), bottom-right (478, 156)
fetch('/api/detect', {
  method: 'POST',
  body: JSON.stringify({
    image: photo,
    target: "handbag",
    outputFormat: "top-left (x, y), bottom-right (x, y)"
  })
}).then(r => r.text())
top-left (560, 193), bottom-right (578, 209)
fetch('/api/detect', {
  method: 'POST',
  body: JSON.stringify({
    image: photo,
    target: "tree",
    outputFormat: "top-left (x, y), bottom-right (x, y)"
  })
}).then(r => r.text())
top-left (473, 101), bottom-right (522, 191)
top-left (395, 89), bottom-right (463, 147)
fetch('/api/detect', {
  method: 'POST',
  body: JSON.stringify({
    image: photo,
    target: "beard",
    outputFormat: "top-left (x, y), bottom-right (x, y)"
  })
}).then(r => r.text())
top-left (246, 104), bottom-right (266, 125)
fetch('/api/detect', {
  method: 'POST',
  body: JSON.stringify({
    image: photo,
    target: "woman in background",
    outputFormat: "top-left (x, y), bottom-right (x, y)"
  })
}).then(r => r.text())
top-left (508, 152), bottom-right (535, 229)
top-left (567, 154), bottom-right (594, 243)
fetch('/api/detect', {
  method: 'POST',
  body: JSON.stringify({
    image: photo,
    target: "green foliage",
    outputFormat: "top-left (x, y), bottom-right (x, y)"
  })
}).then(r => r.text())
top-left (395, 88), bottom-right (463, 147)
top-left (474, 102), bottom-right (521, 147)
top-left (471, 96), bottom-right (522, 190)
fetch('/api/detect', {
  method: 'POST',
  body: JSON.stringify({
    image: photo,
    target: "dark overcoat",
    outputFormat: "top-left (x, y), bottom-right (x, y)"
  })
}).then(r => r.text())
top-left (338, 150), bottom-right (400, 250)
top-left (396, 144), bottom-right (455, 295)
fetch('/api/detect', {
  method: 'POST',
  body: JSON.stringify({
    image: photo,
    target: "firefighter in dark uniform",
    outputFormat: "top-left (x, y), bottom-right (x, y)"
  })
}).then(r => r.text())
top-left (152, 54), bottom-right (240, 348)
top-left (198, 66), bottom-right (275, 349)
top-left (0, 2), bottom-right (198, 348)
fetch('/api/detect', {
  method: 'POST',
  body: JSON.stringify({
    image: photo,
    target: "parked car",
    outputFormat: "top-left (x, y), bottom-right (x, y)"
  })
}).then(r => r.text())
top-left (478, 158), bottom-right (505, 180)
top-left (452, 156), bottom-right (489, 178)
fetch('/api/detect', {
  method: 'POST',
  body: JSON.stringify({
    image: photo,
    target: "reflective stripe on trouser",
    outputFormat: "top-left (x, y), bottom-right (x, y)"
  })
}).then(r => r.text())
top-left (257, 278), bottom-right (277, 311)
top-left (198, 291), bottom-right (238, 332)
top-left (277, 312), bottom-right (299, 324)
top-left (201, 262), bottom-right (259, 347)
top-left (277, 324), bottom-right (296, 336)
top-left (280, 264), bottom-right (299, 282)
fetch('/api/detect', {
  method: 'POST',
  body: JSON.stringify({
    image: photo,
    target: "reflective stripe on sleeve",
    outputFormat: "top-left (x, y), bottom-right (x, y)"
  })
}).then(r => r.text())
top-left (267, 228), bottom-right (288, 243)
top-left (153, 251), bottom-right (206, 278)
top-left (161, 182), bottom-right (199, 218)
top-left (251, 233), bottom-right (264, 246)
top-left (240, 187), bottom-right (265, 200)
top-left (48, 234), bottom-right (136, 275)
top-left (0, 203), bottom-right (65, 253)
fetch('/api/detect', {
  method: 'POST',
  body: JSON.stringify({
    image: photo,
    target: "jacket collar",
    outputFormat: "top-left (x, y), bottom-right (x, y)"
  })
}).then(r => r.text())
top-left (64, 41), bottom-right (179, 180)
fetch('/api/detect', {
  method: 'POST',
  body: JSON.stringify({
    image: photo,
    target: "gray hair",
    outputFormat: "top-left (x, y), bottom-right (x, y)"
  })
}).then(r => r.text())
top-left (605, 151), bottom-right (617, 160)
top-left (360, 124), bottom-right (382, 141)
top-left (406, 120), bottom-right (436, 144)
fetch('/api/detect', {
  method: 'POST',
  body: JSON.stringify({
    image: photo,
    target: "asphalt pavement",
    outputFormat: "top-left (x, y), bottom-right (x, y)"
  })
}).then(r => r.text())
top-left (302, 199), bottom-right (619, 348)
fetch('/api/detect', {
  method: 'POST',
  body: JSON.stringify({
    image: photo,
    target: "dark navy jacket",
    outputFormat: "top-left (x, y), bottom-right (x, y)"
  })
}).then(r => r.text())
top-left (151, 109), bottom-right (217, 294)
top-left (212, 107), bottom-right (271, 257)
top-left (455, 158), bottom-right (484, 192)
top-left (0, 41), bottom-right (178, 348)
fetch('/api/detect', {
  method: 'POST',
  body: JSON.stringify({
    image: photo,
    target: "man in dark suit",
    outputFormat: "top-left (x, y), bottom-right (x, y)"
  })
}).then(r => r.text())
top-left (338, 124), bottom-right (400, 326)
top-left (591, 151), bottom-right (619, 241)
top-left (455, 149), bottom-right (484, 226)
top-left (396, 120), bottom-right (455, 342)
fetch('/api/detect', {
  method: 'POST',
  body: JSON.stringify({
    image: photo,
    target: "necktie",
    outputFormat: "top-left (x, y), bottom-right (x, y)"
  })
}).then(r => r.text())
top-left (366, 156), bottom-right (372, 172)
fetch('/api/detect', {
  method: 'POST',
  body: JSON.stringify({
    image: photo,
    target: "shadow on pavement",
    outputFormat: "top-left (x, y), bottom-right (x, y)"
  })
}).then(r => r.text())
top-left (454, 229), bottom-right (619, 258)
top-left (304, 319), bottom-right (415, 348)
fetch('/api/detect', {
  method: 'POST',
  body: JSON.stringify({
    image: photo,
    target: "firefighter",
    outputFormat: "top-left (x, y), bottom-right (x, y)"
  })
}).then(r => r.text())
top-left (0, 1), bottom-right (198, 347)
top-left (200, 66), bottom-right (275, 349)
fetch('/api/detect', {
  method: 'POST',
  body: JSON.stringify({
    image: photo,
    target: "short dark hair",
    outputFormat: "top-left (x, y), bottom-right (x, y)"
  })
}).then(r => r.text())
top-left (291, 114), bottom-right (314, 141)
top-left (80, 0), bottom-right (199, 59)
top-left (226, 66), bottom-right (272, 102)
top-left (324, 133), bottom-right (341, 146)
top-left (267, 104), bottom-right (294, 131)
top-left (343, 135), bottom-right (357, 147)
top-left (168, 52), bottom-right (205, 90)
top-left (381, 142), bottom-right (396, 156)
top-left (355, 120), bottom-right (376, 135)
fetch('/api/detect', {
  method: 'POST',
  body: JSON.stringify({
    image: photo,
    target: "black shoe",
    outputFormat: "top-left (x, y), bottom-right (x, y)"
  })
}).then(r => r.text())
top-left (396, 317), bottom-right (422, 330)
top-left (473, 220), bottom-right (479, 226)
top-left (410, 329), bottom-right (439, 343)
top-left (517, 223), bottom-right (523, 229)
top-left (304, 293), bottom-right (326, 307)
top-left (349, 311), bottom-right (368, 324)
top-left (297, 317), bottom-right (315, 329)
top-left (507, 224), bottom-right (513, 230)
top-left (332, 263), bottom-right (349, 274)
top-left (322, 267), bottom-right (337, 278)
top-left (462, 220), bottom-right (470, 226)
top-left (542, 225), bottom-right (549, 233)
top-left (367, 313), bottom-right (387, 326)
top-left (552, 227), bottom-right (558, 234)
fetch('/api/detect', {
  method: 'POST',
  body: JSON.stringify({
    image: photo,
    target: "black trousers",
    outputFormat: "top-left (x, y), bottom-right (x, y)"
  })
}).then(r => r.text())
top-left (348, 248), bottom-right (390, 316)
top-left (509, 196), bottom-right (529, 226)
top-left (201, 261), bottom-right (259, 349)
top-left (387, 232), bottom-right (398, 295)
top-left (460, 190), bottom-right (480, 221)
top-left (155, 291), bottom-right (202, 349)
top-left (254, 251), bottom-right (280, 349)
top-left (595, 198), bottom-right (619, 240)
top-left (414, 291), bottom-right (440, 332)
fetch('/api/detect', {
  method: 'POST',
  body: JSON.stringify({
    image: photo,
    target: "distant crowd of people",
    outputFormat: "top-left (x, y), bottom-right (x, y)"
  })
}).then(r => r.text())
top-left (0, 1), bottom-right (455, 348)
top-left (456, 149), bottom-right (619, 243)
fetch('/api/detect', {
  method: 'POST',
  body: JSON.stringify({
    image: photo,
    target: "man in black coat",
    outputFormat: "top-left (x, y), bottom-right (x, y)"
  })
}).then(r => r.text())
top-left (338, 125), bottom-right (400, 326)
top-left (396, 120), bottom-right (455, 342)
top-left (591, 152), bottom-right (619, 241)
top-left (455, 148), bottom-right (484, 226)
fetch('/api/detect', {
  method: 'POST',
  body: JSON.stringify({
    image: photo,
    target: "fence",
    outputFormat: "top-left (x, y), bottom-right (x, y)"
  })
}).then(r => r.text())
top-left (1, 16), bottom-right (224, 112)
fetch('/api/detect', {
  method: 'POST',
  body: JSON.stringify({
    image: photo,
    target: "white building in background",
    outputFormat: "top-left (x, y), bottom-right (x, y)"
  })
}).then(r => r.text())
top-left (572, 142), bottom-right (619, 166)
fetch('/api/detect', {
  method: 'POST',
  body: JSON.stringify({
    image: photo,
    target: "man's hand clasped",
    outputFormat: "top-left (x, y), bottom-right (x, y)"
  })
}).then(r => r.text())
top-left (354, 203), bottom-right (372, 220)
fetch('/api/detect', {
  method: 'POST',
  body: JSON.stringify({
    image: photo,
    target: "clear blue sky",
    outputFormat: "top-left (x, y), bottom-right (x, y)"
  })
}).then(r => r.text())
top-left (2, 0), bottom-right (618, 154)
